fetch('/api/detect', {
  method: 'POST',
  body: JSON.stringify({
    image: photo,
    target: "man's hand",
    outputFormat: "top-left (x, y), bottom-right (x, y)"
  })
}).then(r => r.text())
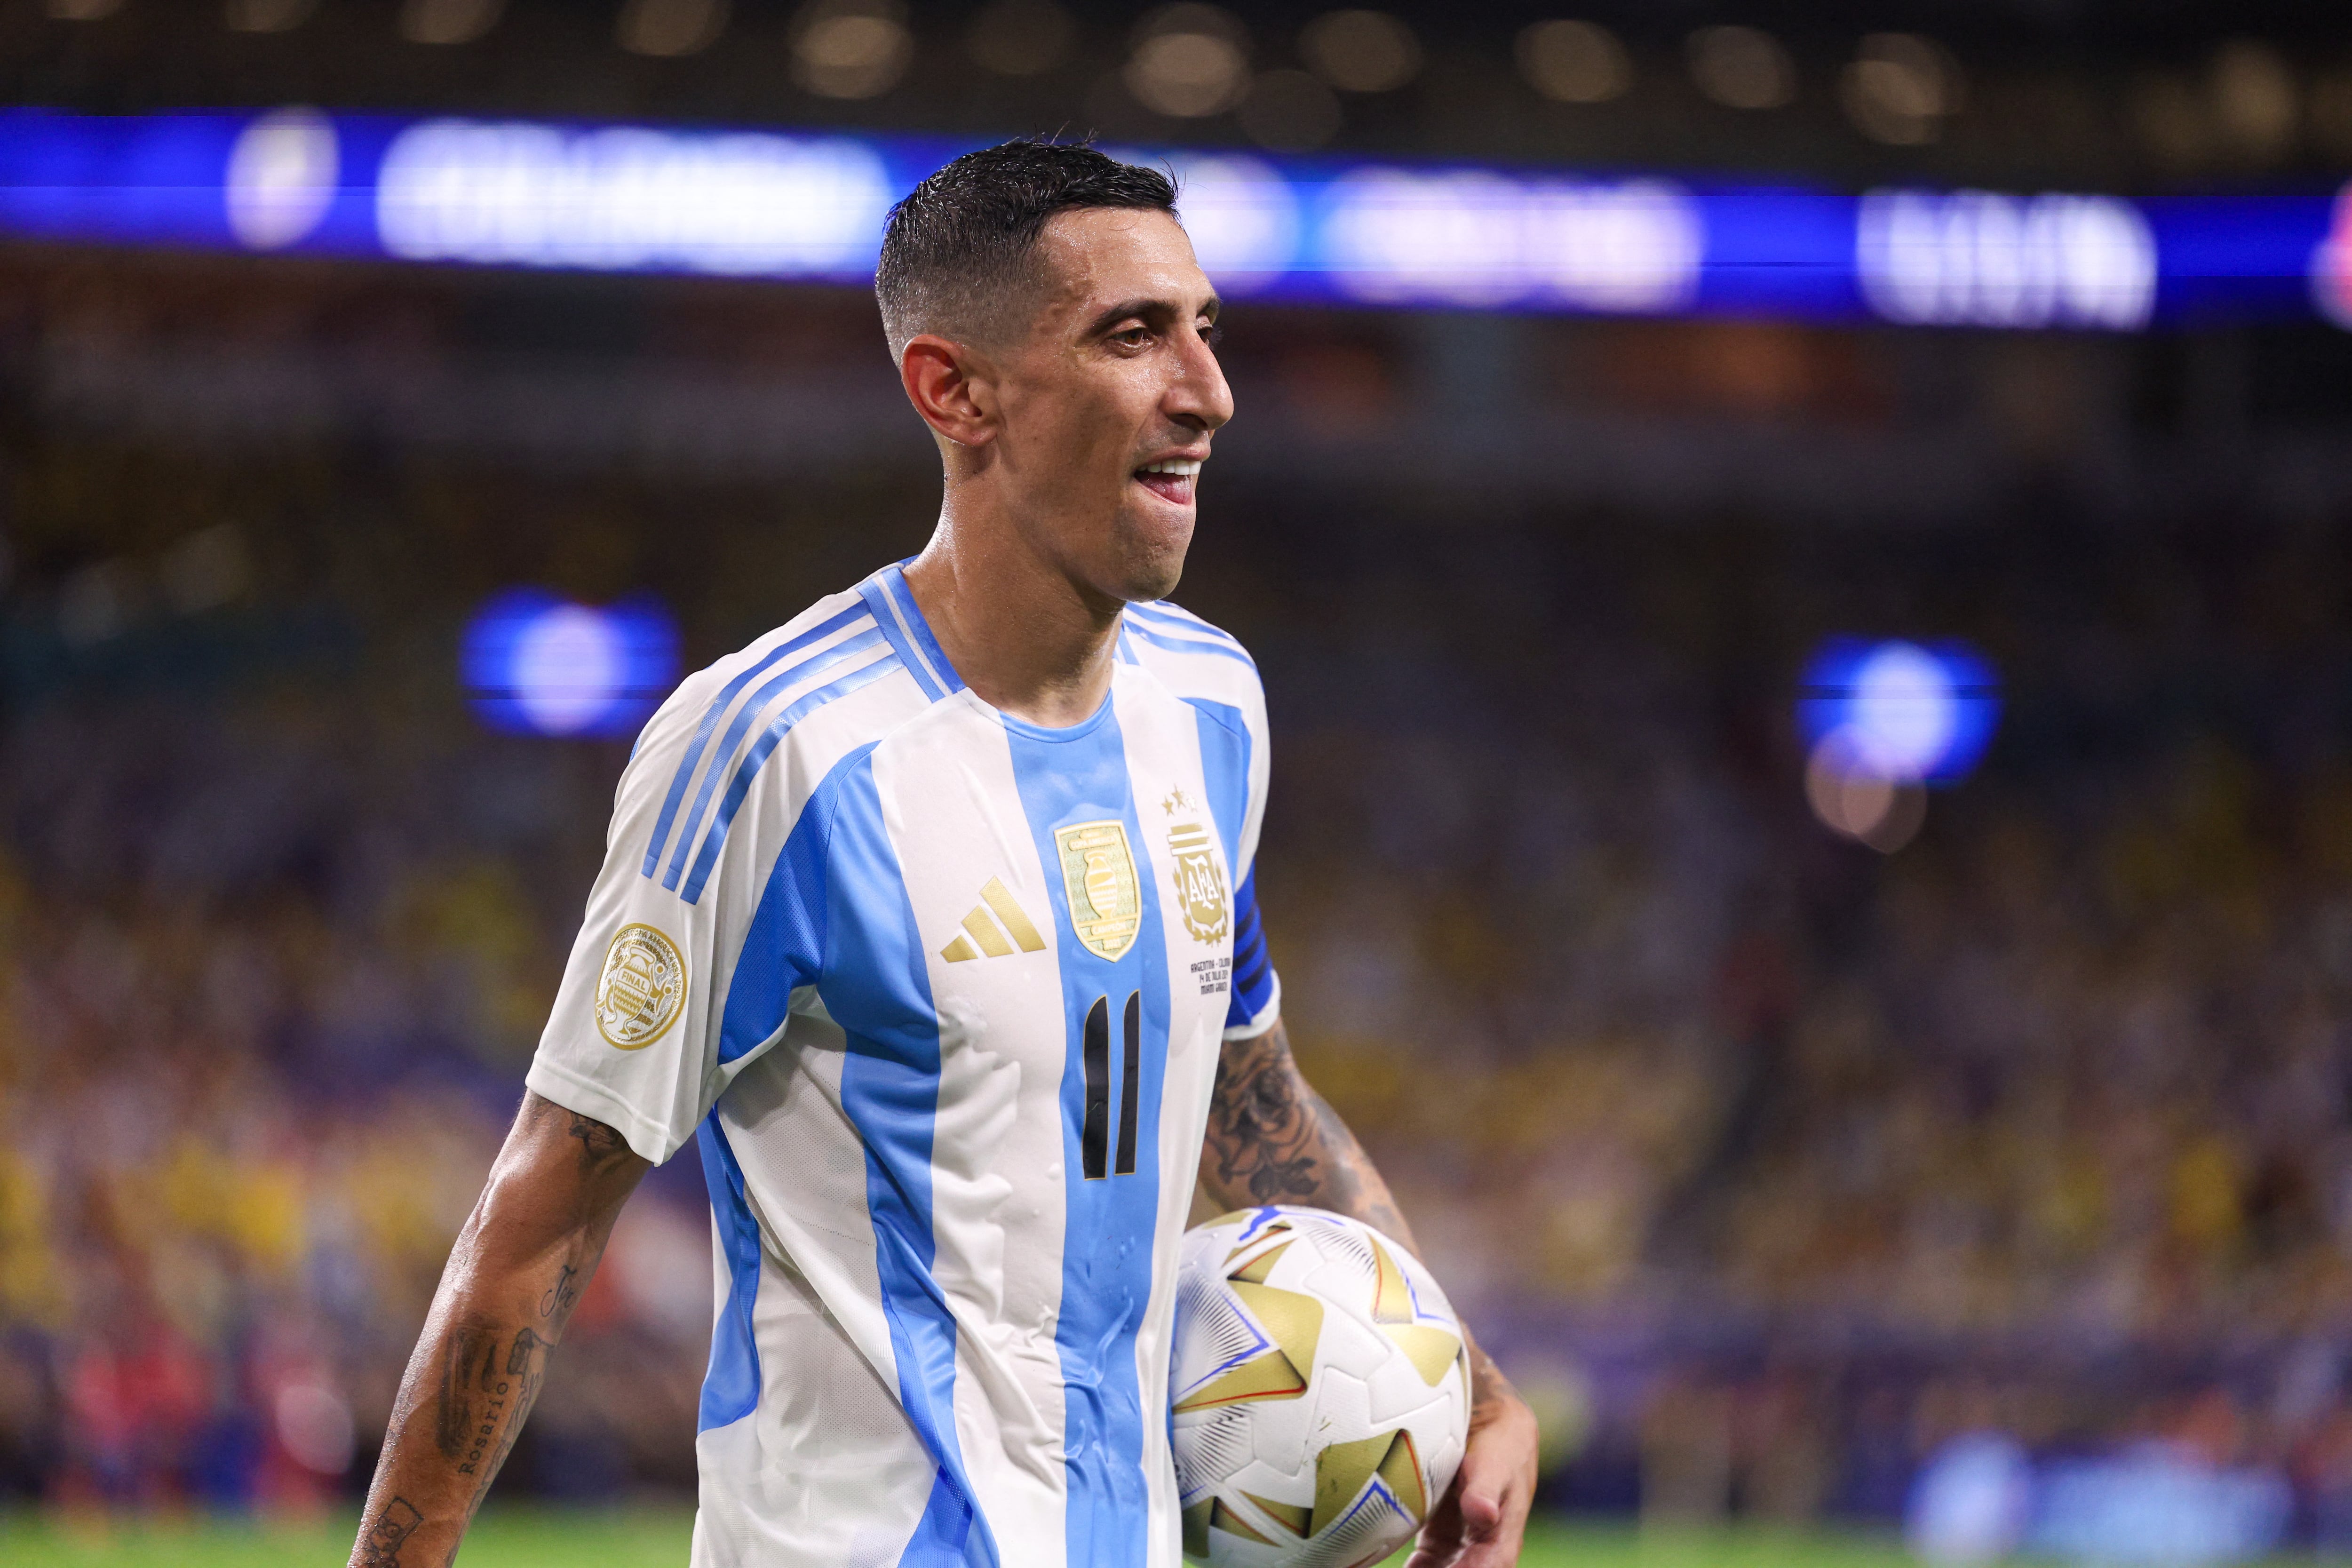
top-left (1407, 1351), bottom-right (1541, 1568)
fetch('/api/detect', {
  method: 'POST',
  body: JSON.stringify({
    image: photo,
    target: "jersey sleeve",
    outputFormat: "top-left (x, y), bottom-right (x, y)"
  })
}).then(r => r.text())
top-left (525, 665), bottom-right (827, 1166)
top-left (1223, 864), bottom-right (1280, 1039)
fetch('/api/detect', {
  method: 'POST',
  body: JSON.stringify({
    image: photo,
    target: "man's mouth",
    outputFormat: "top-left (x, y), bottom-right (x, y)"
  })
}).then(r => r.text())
top-left (1134, 457), bottom-right (1202, 506)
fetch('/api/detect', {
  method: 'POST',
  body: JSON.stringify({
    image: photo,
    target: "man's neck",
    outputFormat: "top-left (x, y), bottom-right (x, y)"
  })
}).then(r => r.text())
top-left (900, 503), bottom-right (1123, 730)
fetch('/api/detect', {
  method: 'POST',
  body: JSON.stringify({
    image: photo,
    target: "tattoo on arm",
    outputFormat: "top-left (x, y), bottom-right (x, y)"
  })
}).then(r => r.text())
top-left (539, 1262), bottom-right (580, 1319)
top-left (351, 1096), bottom-right (645, 1568)
top-left (431, 1323), bottom-right (553, 1512)
top-left (1464, 1338), bottom-right (1520, 1420)
top-left (355, 1497), bottom-right (423, 1567)
top-left (1202, 1020), bottom-right (1414, 1249)
top-left (1205, 1021), bottom-right (1529, 1433)
top-left (564, 1110), bottom-right (629, 1170)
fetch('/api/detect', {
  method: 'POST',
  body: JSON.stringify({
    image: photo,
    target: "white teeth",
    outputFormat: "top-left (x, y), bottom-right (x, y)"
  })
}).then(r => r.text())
top-left (1138, 459), bottom-right (1203, 476)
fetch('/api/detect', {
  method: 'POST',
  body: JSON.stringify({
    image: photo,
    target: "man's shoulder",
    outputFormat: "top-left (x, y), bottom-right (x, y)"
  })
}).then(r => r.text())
top-left (1119, 600), bottom-right (1265, 737)
top-left (631, 581), bottom-right (919, 785)
top-left (1120, 600), bottom-right (1260, 693)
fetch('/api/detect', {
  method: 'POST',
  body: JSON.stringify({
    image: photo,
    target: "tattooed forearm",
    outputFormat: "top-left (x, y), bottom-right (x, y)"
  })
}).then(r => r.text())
top-left (348, 1092), bottom-right (648, 1568)
top-left (355, 1497), bottom-right (423, 1566)
top-left (465, 1329), bottom-right (550, 1512)
top-left (433, 1325), bottom-right (495, 1460)
top-left (433, 1323), bottom-right (551, 1498)
top-left (1465, 1338), bottom-right (1520, 1415)
top-left (1204, 1020), bottom-right (1541, 1542)
top-left (1201, 1019), bottom-right (1416, 1250)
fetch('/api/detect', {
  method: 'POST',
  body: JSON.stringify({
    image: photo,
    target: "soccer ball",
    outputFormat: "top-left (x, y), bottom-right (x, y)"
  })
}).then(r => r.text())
top-left (1171, 1206), bottom-right (1471, 1568)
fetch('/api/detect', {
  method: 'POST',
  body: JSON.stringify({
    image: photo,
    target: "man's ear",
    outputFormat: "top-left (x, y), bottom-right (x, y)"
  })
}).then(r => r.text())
top-left (900, 334), bottom-right (998, 448)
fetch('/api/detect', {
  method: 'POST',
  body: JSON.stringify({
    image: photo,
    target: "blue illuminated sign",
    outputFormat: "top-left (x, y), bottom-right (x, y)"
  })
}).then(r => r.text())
top-left (0, 106), bottom-right (2339, 330)
top-left (461, 589), bottom-right (678, 739)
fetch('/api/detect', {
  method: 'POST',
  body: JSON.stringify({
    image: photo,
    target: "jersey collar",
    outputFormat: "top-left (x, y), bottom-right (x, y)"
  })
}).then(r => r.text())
top-left (857, 560), bottom-right (965, 701)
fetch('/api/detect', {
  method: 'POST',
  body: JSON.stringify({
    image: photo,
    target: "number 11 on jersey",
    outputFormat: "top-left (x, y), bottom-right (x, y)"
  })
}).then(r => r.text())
top-left (1081, 991), bottom-right (1143, 1179)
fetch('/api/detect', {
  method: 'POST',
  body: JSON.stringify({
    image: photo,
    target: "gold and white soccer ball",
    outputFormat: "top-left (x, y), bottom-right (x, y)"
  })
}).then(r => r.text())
top-left (1170, 1206), bottom-right (1471, 1568)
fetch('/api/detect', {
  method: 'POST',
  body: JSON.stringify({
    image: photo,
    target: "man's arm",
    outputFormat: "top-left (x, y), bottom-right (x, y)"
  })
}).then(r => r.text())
top-left (349, 1090), bottom-right (650, 1568)
top-left (1200, 1017), bottom-right (1540, 1568)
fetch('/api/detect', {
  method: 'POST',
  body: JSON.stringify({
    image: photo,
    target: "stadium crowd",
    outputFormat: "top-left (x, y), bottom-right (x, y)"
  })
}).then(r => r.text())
top-left (6, 260), bottom-right (2352, 1537)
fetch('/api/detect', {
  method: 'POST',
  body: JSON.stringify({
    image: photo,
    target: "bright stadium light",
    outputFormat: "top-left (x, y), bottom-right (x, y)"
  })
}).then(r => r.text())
top-left (462, 589), bottom-right (679, 738)
top-left (1516, 19), bottom-right (1632, 105)
top-left (224, 108), bottom-right (339, 251)
top-left (1798, 637), bottom-right (2000, 784)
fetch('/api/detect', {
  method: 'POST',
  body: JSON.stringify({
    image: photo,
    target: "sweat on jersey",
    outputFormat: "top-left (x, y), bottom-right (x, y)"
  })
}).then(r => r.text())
top-left (526, 561), bottom-right (1281, 1568)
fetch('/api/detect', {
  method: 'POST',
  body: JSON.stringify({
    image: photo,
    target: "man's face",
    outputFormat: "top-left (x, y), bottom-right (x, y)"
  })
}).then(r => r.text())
top-left (985, 207), bottom-right (1232, 605)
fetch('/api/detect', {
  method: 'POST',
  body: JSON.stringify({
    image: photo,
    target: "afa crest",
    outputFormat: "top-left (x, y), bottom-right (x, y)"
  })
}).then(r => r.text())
top-left (1168, 820), bottom-right (1229, 944)
top-left (1055, 820), bottom-right (1141, 961)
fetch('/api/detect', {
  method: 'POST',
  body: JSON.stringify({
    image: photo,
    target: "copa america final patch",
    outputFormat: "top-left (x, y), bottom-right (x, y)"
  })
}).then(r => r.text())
top-left (595, 923), bottom-right (687, 1050)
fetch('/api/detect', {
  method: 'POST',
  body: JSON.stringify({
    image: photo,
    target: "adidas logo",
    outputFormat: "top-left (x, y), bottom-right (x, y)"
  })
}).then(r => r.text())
top-left (941, 876), bottom-right (1049, 963)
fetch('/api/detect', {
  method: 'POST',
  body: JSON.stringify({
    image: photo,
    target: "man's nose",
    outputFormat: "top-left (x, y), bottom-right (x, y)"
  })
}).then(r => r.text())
top-left (1165, 328), bottom-right (1234, 433)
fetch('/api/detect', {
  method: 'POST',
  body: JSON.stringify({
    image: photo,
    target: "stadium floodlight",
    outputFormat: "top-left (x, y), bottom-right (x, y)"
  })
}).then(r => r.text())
top-left (1840, 34), bottom-right (1963, 147)
top-left (1126, 5), bottom-right (1252, 118)
top-left (792, 0), bottom-right (914, 101)
top-left (1798, 637), bottom-right (2000, 785)
top-left (224, 108), bottom-right (339, 251)
top-left (1299, 9), bottom-right (1422, 96)
top-left (1517, 20), bottom-right (1632, 105)
top-left (617, 0), bottom-right (728, 58)
top-left (399, 0), bottom-right (504, 47)
top-left (462, 589), bottom-right (680, 739)
top-left (1687, 25), bottom-right (1796, 111)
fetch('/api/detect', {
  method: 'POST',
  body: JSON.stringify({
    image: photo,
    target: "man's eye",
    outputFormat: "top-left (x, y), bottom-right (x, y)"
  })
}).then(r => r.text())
top-left (1203, 322), bottom-right (1224, 349)
top-left (1114, 326), bottom-right (1153, 347)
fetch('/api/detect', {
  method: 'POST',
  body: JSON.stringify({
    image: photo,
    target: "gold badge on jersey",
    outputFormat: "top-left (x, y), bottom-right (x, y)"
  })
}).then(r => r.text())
top-left (1055, 820), bottom-right (1140, 961)
top-left (596, 923), bottom-right (687, 1050)
top-left (1167, 820), bottom-right (1229, 944)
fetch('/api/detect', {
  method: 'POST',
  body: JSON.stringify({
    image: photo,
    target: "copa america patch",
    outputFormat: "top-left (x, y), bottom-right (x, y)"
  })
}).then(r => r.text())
top-left (595, 923), bottom-right (686, 1050)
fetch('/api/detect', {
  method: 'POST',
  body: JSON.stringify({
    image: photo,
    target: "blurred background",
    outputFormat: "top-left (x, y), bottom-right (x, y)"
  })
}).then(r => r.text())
top-left (2, 1), bottom-right (2352, 1564)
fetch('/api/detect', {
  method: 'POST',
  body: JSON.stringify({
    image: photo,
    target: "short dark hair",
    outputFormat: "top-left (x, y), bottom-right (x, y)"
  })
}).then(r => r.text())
top-left (875, 139), bottom-right (1178, 359)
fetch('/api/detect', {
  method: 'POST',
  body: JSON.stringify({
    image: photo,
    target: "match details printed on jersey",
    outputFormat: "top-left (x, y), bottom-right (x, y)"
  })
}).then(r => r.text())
top-left (595, 923), bottom-right (687, 1049)
top-left (1055, 820), bottom-right (1140, 961)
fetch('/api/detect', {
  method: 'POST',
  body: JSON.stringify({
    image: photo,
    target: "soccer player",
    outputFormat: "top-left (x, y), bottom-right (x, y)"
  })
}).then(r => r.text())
top-left (349, 141), bottom-right (1537, 1568)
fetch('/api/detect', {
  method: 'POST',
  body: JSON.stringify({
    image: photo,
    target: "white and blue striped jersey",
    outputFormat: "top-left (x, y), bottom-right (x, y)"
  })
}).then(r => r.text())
top-left (526, 561), bottom-right (1281, 1568)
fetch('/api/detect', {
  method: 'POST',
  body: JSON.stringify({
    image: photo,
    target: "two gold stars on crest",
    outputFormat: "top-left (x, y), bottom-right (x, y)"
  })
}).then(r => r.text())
top-left (1161, 787), bottom-right (1195, 817)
